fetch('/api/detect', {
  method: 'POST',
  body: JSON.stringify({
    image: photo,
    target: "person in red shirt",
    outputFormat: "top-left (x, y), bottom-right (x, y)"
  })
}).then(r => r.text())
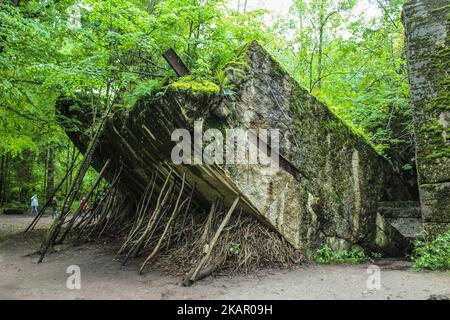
top-left (80, 197), bottom-right (90, 216)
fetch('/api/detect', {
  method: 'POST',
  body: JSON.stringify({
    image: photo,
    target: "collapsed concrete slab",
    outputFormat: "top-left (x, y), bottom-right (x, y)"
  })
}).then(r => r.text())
top-left (59, 42), bottom-right (414, 256)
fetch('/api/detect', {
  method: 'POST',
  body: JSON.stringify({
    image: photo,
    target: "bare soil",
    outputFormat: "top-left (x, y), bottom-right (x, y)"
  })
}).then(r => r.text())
top-left (0, 214), bottom-right (448, 300)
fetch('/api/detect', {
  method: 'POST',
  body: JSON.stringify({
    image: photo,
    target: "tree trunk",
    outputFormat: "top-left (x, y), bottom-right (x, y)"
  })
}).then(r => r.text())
top-left (43, 144), bottom-right (49, 200)
top-left (0, 155), bottom-right (5, 205)
top-left (147, 0), bottom-right (159, 13)
top-left (66, 141), bottom-right (77, 195)
top-left (46, 146), bottom-right (55, 200)
top-left (317, 1), bottom-right (325, 90)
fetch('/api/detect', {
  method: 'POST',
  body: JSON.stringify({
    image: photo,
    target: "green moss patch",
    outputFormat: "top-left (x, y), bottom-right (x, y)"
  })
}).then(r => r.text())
top-left (170, 76), bottom-right (220, 95)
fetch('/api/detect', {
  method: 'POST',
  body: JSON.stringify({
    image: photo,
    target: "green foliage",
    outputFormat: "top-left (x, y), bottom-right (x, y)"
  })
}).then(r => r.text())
top-left (412, 231), bottom-right (450, 271)
top-left (52, 244), bottom-right (64, 253)
top-left (229, 242), bottom-right (241, 255)
top-left (270, 0), bottom-right (413, 164)
top-left (123, 79), bottom-right (164, 107)
top-left (313, 244), bottom-right (380, 265)
top-left (402, 163), bottom-right (413, 171)
top-left (0, 0), bottom-right (269, 206)
top-left (0, 0), bottom-right (416, 206)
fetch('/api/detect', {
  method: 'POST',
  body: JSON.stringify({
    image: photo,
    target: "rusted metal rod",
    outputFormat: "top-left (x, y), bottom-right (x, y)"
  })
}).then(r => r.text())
top-left (162, 48), bottom-right (190, 77)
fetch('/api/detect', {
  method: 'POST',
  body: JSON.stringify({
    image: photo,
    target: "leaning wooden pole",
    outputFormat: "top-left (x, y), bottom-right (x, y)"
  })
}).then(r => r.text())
top-left (37, 92), bottom-right (116, 264)
top-left (37, 159), bottom-right (111, 264)
top-left (56, 158), bottom-right (111, 245)
top-left (24, 153), bottom-right (79, 233)
top-left (42, 99), bottom-right (113, 246)
top-left (183, 196), bottom-right (240, 286)
top-left (139, 173), bottom-right (186, 273)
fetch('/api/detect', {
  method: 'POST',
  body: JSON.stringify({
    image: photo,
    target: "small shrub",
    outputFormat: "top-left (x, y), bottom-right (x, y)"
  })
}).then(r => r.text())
top-left (313, 244), bottom-right (379, 265)
top-left (228, 242), bottom-right (241, 255)
top-left (412, 231), bottom-right (450, 271)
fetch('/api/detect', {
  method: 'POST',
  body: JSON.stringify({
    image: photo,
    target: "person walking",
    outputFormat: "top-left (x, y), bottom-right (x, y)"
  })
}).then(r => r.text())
top-left (50, 197), bottom-right (58, 219)
top-left (30, 195), bottom-right (39, 216)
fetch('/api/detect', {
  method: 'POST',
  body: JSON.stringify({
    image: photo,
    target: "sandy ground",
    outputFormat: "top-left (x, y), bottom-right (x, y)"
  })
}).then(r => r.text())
top-left (0, 214), bottom-right (449, 300)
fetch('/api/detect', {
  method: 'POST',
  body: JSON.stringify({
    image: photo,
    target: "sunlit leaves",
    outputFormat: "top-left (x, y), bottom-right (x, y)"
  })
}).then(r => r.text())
top-left (272, 0), bottom-right (411, 161)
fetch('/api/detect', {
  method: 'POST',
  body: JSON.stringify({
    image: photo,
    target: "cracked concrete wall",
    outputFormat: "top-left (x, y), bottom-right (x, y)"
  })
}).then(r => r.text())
top-left (403, 0), bottom-right (450, 235)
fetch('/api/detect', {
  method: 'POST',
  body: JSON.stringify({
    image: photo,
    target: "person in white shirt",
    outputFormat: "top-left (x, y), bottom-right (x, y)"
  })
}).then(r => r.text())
top-left (30, 195), bottom-right (39, 216)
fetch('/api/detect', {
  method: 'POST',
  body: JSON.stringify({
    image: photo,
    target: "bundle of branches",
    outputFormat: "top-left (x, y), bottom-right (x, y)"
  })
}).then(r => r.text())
top-left (97, 172), bottom-right (303, 284)
top-left (35, 159), bottom-right (303, 285)
top-left (151, 208), bottom-right (304, 278)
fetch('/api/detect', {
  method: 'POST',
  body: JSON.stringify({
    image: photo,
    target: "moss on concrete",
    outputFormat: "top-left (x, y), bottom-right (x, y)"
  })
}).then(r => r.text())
top-left (404, 0), bottom-right (450, 189)
top-left (170, 76), bottom-right (220, 95)
top-left (419, 182), bottom-right (450, 222)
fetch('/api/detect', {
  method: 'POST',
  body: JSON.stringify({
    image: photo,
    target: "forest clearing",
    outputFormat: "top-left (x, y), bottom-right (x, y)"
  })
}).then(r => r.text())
top-left (1, 215), bottom-right (449, 299)
top-left (0, 0), bottom-right (449, 302)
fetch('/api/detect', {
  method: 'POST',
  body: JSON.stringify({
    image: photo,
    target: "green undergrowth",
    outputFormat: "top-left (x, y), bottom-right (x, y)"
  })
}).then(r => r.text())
top-left (412, 231), bottom-right (450, 271)
top-left (313, 244), bottom-right (381, 265)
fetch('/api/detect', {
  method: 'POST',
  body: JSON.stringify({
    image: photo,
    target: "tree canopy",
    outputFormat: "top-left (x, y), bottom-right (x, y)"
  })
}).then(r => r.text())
top-left (0, 0), bottom-right (413, 206)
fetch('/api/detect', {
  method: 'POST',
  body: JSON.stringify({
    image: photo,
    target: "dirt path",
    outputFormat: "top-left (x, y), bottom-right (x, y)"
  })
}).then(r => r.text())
top-left (0, 214), bottom-right (448, 300)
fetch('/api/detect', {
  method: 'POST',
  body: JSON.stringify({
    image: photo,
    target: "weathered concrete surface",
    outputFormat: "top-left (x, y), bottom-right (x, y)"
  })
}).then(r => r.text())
top-left (378, 201), bottom-right (423, 239)
top-left (59, 42), bottom-right (413, 255)
top-left (403, 0), bottom-right (450, 235)
top-left (219, 42), bottom-right (413, 254)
